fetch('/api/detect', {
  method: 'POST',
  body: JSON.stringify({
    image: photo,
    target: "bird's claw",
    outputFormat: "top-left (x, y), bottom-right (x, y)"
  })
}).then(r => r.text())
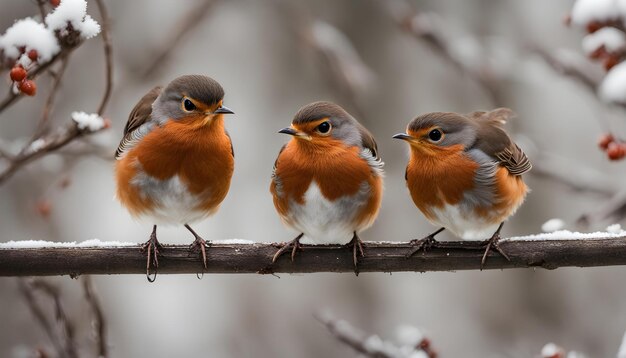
top-left (272, 233), bottom-right (304, 263)
top-left (405, 235), bottom-right (438, 258)
top-left (480, 233), bottom-right (510, 270)
top-left (141, 230), bottom-right (162, 282)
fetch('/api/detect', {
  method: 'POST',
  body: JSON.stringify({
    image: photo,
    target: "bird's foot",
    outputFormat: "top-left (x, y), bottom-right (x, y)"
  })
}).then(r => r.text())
top-left (480, 232), bottom-right (510, 270)
top-left (272, 233), bottom-right (304, 263)
top-left (140, 226), bottom-right (162, 282)
top-left (189, 236), bottom-right (210, 270)
top-left (185, 224), bottom-right (210, 271)
top-left (345, 233), bottom-right (365, 275)
top-left (405, 235), bottom-right (439, 258)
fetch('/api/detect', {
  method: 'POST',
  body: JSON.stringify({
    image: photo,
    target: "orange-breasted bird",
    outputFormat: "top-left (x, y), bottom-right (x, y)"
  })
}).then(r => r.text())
top-left (393, 108), bottom-right (531, 267)
top-left (115, 75), bottom-right (234, 280)
top-left (270, 101), bottom-right (384, 270)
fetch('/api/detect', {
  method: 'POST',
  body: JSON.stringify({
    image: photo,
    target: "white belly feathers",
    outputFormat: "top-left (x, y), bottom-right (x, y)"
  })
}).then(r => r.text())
top-left (287, 181), bottom-right (372, 245)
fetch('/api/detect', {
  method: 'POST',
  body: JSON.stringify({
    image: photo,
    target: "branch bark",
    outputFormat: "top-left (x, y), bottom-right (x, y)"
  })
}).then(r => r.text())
top-left (1, 238), bottom-right (626, 276)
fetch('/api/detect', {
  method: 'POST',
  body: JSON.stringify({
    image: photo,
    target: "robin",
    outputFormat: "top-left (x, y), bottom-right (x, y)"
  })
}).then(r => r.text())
top-left (270, 101), bottom-right (384, 271)
top-left (114, 75), bottom-right (234, 281)
top-left (393, 108), bottom-right (531, 267)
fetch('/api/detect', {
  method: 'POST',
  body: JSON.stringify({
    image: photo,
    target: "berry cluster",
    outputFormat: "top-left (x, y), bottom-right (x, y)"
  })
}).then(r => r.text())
top-left (598, 133), bottom-right (626, 160)
top-left (8, 49), bottom-right (38, 96)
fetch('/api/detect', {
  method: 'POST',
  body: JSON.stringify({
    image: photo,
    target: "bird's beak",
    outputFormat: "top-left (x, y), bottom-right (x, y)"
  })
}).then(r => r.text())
top-left (214, 105), bottom-right (234, 114)
top-left (279, 127), bottom-right (312, 141)
top-left (393, 133), bottom-right (413, 141)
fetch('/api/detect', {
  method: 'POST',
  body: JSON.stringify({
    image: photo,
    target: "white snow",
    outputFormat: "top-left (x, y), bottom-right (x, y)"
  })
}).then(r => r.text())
top-left (599, 61), bottom-right (626, 103)
top-left (0, 239), bottom-right (136, 249)
top-left (0, 18), bottom-right (60, 62)
top-left (71, 111), bottom-right (105, 131)
top-left (396, 325), bottom-right (424, 347)
top-left (213, 239), bottom-right (255, 244)
top-left (505, 229), bottom-right (626, 242)
top-left (617, 331), bottom-right (626, 358)
top-left (582, 27), bottom-right (626, 54)
top-left (607, 223), bottom-right (623, 234)
top-left (571, 0), bottom-right (619, 26)
top-left (46, 0), bottom-right (100, 39)
top-left (542, 218), bottom-right (566, 233)
top-left (28, 139), bottom-right (46, 153)
top-left (542, 343), bottom-right (563, 357)
top-left (79, 15), bottom-right (101, 39)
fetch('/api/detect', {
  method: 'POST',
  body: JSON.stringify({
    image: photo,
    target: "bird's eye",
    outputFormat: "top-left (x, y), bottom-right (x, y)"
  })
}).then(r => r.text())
top-left (183, 98), bottom-right (196, 111)
top-left (317, 121), bottom-right (331, 134)
top-left (428, 129), bottom-right (443, 142)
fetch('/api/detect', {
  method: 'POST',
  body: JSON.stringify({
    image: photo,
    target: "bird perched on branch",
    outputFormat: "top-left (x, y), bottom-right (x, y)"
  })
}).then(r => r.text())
top-left (393, 108), bottom-right (531, 267)
top-left (115, 75), bottom-right (235, 281)
top-left (270, 101), bottom-right (384, 272)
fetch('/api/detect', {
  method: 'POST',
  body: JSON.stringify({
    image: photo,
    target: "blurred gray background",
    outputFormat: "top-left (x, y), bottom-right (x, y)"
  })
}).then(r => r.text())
top-left (1, 0), bottom-right (626, 357)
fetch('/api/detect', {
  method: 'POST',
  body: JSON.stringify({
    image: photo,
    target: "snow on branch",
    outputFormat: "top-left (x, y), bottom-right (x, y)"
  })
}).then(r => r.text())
top-left (1, 231), bottom-right (626, 276)
top-left (0, 0), bottom-right (113, 185)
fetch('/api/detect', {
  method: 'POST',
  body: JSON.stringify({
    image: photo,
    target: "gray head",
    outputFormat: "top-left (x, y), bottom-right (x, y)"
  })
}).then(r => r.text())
top-left (393, 111), bottom-right (478, 152)
top-left (151, 75), bottom-right (233, 123)
top-left (278, 101), bottom-right (367, 148)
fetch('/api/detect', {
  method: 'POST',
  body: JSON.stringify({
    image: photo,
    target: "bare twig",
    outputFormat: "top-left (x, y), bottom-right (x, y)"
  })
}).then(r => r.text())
top-left (1, 237), bottom-right (626, 276)
top-left (533, 47), bottom-right (603, 94)
top-left (36, 55), bottom-right (70, 137)
top-left (383, 0), bottom-right (503, 106)
top-left (19, 279), bottom-right (79, 358)
top-left (280, 4), bottom-right (374, 119)
top-left (94, 0), bottom-right (113, 115)
top-left (18, 279), bottom-right (66, 358)
top-left (140, 0), bottom-right (217, 79)
top-left (82, 276), bottom-right (108, 358)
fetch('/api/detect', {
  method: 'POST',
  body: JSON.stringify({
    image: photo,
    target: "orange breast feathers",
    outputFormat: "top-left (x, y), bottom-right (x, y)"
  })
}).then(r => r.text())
top-left (406, 144), bottom-right (527, 222)
top-left (116, 116), bottom-right (235, 216)
top-left (405, 144), bottom-right (477, 219)
top-left (270, 138), bottom-right (382, 227)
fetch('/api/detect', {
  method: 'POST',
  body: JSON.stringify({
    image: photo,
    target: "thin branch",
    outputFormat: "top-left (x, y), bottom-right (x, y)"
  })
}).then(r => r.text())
top-left (94, 0), bottom-right (113, 116)
top-left (1, 238), bottom-right (626, 276)
top-left (315, 312), bottom-right (437, 358)
top-left (82, 276), bottom-right (108, 358)
top-left (315, 312), bottom-right (391, 358)
top-left (383, 0), bottom-right (503, 106)
top-left (19, 279), bottom-right (79, 358)
top-left (0, 123), bottom-right (106, 184)
top-left (533, 47), bottom-right (603, 94)
top-left (140, 0), bottom-right (217, 79)
top-left (36, 55), bottom-right (70, 137)
top-left (0, 0), bottom-right (113, 185)
top-left (18, 279), bottom-right (66, 358)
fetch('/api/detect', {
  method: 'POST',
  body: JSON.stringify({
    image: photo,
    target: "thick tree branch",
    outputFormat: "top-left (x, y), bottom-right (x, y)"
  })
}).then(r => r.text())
top-left (1, 238), bottom-right (625, 276)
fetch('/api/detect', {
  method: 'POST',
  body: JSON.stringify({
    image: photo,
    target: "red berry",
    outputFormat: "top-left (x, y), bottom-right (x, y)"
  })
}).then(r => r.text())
top-left (604, 55), bottom-right (620, 70)
top-left (587, 21), bottom-right (602, 33)
top-left (36, 200), bottom-right (52, 218)
top-left (598, 133), bottom-right (614, 150)
top-left (27, 49), bottom-right (38, 62)
top-left (607, 142), bottom-right (626, 161)
top-left (103, 118), bottom-right (112, 129)
top-left (50, 0), bottom-right (60, 6)
top-left (589, 46), bottom-right (607, 60)
top-left (18, 80), bottom-right (37, 96)
top-left (9, 66), bottom-right (26, 82)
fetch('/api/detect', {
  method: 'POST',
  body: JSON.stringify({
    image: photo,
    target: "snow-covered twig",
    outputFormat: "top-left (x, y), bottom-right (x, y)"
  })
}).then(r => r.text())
top-left (315, 312), bottom-right (436, 358)
top-left (0, 0), bottom-right (113, 185)
top-left (1, 233), bottom-right (626, 276)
